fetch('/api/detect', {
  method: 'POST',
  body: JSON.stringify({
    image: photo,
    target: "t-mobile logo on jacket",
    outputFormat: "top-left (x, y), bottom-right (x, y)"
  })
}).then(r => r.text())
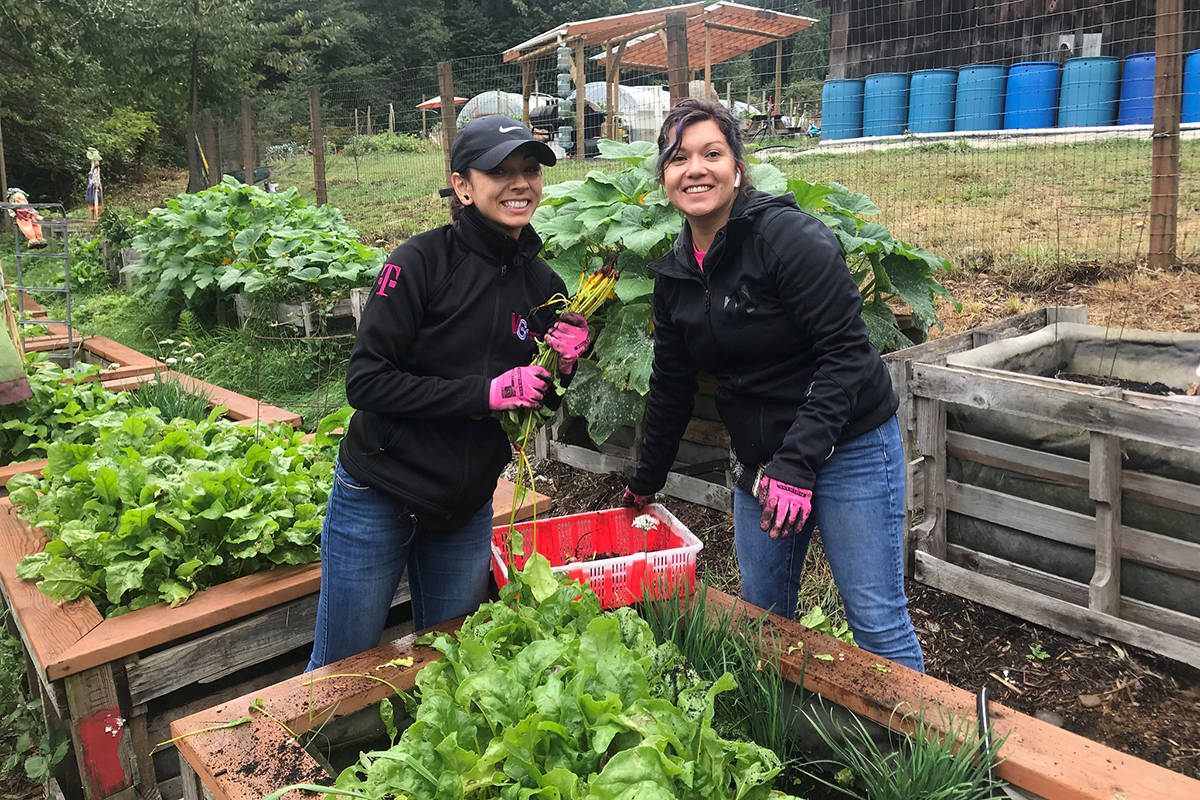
top-left (375, 263), bottom-right (402, 296)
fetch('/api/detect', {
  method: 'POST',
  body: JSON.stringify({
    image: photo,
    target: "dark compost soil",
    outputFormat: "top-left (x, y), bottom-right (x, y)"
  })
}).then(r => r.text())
top-left (522, 458), bottom-right (1200, 780)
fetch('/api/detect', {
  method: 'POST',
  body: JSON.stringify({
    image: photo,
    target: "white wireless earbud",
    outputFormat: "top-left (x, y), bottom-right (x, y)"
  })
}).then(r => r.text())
top-left (734, 172), bottom-right (742, 188)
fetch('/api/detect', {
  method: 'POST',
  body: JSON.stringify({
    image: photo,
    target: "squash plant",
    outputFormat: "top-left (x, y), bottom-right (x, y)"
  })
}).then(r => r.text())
top-left (533, 140), bottom-right (955, 445)
top-left (127, 177), bottom-right (383, 305)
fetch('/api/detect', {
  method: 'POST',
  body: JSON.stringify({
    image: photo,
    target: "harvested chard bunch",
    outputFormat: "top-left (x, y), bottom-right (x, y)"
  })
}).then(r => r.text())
top-left (498, 259), bottom-right (620, 443)
top-left (499, 259), bottom-right (620, 538)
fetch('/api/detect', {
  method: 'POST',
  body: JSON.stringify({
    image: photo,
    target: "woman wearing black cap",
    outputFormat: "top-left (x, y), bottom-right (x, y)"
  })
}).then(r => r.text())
top-left (306, 116), bottom-right (589, 670)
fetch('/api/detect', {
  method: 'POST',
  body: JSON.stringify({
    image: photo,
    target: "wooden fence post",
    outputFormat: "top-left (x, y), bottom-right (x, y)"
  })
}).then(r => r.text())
top-left (521, 60), bottom-right (533, 127)
top-left (438, 61), bottom-right (457, 190)
top-left (666, 11), bottom-right (690, 106)
top-left (1150, 0), bottom-right (1183, 268)
top-left (366, 105), bottom-right (373, 136)
top-left (200, 109), bottom-right (219, 187)
top-left (0, 114), bottom-right (7, 200)
top-left (239, 97), bottom-right (255, 186)
top-left (309, 86), bottom-right (328, 206)
top-left (574, 38), bottom-right (587, 159)
top-left (1088, 432), bottom-right (1123, 616)
top-left (186, 115), bottom-right (206, 193)
top-left (388, 103), bottom-right (395, 134)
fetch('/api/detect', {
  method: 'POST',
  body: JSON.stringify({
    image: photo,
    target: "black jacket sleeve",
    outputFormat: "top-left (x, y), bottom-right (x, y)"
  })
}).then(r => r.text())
top-left (345, 248), bottom-right (490, 419)
top-left (628, 285), bottom-right (699, 495)
top-left (761, 212), bottom-right (880, 489)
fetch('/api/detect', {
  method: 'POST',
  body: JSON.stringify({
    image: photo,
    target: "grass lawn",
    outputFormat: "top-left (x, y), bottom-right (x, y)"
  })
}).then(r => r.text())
top-left (758, 136), bottom-right (1200, 275)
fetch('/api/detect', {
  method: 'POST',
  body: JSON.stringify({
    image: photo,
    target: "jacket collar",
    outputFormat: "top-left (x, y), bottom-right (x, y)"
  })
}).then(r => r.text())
top-left (454, 205), bottom-right (543, 268)
top-left (651, 190), bottom-right (761, 279)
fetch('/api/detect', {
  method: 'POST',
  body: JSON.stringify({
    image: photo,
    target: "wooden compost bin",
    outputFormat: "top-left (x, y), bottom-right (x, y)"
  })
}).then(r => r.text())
top-left (885, 306), bottom-right (1200, 668)
top-left (541, 374), bottom-right (733, 511)
top-left (0, 479), bottom-right (550, 800)
top-left (168, 588), bottom-right (1199, 800)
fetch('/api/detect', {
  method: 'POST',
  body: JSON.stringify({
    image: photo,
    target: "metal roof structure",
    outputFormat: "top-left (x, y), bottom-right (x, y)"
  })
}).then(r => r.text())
top-left (502, 2), bottom-right (706, 63)
top-left (614, 2), bottom-right (817, 72)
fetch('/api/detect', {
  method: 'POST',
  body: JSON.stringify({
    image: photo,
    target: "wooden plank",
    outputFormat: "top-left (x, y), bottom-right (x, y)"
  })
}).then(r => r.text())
top-left (125, 582), bottom-right (412, 706)
top-left (64, 665), bottom-right (136, 800)
top-left (704, 588), bottom-right (1200, 800)
top-left (913, 396), bottom-right (947, 557)
top-left (883, 306), bottom-right (1084, 368)
top-left (0, 459), bottom-right (46, 485)
top-left (546, 440), bottom-right (731, 510)
top-left (80, 337), bottom-right (160, 370)
top-left (171, 624), bottom-right (457, 800)
top-left (98, 371), bottom-right (303, 428)
top-left (39, 478), bottom-right (544, 679)
top-left (916, 550), bottom-right (1200, 670)
top-left (911, 362), bottom-right (1200, 453)
top-left (125, 709), bottom-right (163, 800)
top-left (947, 428), bottom-right (1200, 515)
top-left (945, 480), bottom-right (1200, 580)
top-left (945, 544), bottom-right (1200, 644)
top-left (1087, 433), bottom-right (1122, 615)
top-left (309, 87), bottom-right (327, 207)
top-left (0, 502), bottom-right (103, 684)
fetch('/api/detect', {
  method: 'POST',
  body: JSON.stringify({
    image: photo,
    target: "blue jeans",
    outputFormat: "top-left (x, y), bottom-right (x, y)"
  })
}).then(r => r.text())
top-left (733, 416), bottom-right (925, 672)
top-left (305, 459), bottom-right (495, 671)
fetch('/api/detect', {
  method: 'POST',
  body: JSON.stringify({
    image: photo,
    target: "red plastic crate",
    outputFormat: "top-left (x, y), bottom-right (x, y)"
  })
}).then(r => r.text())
top-left (491, 504), bottom-right (703, 609)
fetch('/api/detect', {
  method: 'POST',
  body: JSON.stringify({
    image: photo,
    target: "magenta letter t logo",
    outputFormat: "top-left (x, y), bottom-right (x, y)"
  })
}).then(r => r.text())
top-left (375, 263), bottom-right (402, 296)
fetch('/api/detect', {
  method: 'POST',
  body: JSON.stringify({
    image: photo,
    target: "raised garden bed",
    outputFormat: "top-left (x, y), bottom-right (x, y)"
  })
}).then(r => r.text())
top-left (886, 307), bottom-right (1200, 668)
top-left (167, 587), bottom-right (1200, 800)
top-left (0, 478), bottom-right (551, 800)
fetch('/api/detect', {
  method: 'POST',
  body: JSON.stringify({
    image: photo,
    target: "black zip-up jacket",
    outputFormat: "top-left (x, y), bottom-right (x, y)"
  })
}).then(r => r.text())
top-left (628, 189), bottom-right (897, 496)
top-left (339, 206), bottom-right (567, 530)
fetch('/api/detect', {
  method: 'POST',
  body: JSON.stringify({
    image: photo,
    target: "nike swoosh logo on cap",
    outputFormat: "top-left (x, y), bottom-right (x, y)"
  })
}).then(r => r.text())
top-left (498, 125), bottom-right (521, 133)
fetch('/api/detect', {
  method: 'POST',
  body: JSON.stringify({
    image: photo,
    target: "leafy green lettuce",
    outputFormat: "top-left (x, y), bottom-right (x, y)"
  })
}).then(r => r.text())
top-left (11, 405), bottom-right (352, 616)
top-left (332, 555), bottom-right (798, 799)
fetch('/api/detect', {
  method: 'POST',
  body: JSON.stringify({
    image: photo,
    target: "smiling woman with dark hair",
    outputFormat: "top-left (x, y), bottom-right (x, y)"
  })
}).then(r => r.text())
top-left (305, 116), bottom-right (593, 671)
top-left (622, 99), bottom-right (924, 672)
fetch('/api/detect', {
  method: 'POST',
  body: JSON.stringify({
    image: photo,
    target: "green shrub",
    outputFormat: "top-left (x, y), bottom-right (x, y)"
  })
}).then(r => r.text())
top-left (341, 132), bottom-right (430, 156)
top-left (1, 611), bottom-right (69, 786)
top-left (86, 107), bottom-right (159, 179)
top-left (127, 177), bottom-right (384, 305)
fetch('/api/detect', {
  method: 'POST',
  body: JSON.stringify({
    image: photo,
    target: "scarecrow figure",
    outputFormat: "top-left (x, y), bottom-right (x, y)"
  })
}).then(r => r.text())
top-left (4, 188), bottom-right (47, 249)
top-left (85, 147), bottom-right (103, 219)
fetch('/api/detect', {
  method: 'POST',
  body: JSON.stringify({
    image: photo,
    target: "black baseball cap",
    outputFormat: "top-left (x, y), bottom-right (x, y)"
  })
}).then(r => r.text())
top-left (450, 115), bottom-right (557, 174)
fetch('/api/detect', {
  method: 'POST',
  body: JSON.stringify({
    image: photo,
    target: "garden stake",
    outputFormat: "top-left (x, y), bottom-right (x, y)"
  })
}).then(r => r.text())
top-left (977, 685), bottom-right (995, 783)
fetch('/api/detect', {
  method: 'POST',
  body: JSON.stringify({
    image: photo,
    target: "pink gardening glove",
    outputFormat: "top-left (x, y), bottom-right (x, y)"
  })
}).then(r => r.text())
top-left (756, 475), bottom-right (813, 540)
top-left (488, 365), bottom-right (551, 410)
top-left (621, 486), bottom-right (653, 511)
top-left (544, 312), bottom-right (590, 374)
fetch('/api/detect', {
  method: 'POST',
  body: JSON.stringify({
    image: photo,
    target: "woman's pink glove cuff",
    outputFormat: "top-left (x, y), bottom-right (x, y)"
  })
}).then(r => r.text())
top-left (488, 365), bottom-right (550, 410)
top-left (545, 312), bottom-right (590, 374)
top-left (755, 476), bottom-right (813, 539)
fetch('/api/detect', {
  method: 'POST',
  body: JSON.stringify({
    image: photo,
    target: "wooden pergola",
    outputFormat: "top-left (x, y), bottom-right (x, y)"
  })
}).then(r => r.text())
top-left (502, 2), bottom-right (817, 153)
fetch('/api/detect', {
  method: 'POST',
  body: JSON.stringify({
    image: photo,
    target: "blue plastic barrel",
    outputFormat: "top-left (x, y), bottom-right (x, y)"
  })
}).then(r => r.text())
top-left (955, 64), bottom-right (1006, 131)
top-left (908, 69), bottom-right (957, 133)
top-left (1182, 49), bottom-right (1200, 123)
top-left (821, 79), bottom-right (865, 140)
top-left (1058, 56), bottom-right (1120, 127)
top-left (1004, 62), bottom-right (1060, 129)
top-left (863, 73), bottom-right (910, 136)
top-left (1118, 52), bottom-right (1156, 125)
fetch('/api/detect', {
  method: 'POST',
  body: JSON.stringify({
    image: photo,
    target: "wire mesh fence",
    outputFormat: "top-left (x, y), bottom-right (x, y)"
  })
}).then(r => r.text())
top-left (198, 0), bottom-right (1197, 271)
